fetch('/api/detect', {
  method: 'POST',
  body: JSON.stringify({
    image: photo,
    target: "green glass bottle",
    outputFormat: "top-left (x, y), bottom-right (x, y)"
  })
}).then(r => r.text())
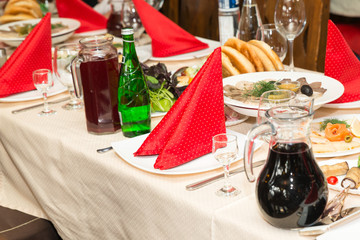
top-left (118, 28), bottom-right (151, 137)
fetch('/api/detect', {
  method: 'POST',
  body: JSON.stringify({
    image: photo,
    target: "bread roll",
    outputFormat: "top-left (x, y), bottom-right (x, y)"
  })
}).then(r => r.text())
top-left (224, 37), bottom-right (246, 52)
top-left (0, 0), bottom-right (42, 24)
top-left (248, 40), bottom-right (284, 71)
top-left (0, 13), bottom-right (35, 24)
top-left (221, 52), bottom-right (241, 78)
top-left (221, 46), bottom-right (255, 74)
top-left (249, 44), bottom-right (276, 71)
top-left (239, 42), bottom-right (264, 72)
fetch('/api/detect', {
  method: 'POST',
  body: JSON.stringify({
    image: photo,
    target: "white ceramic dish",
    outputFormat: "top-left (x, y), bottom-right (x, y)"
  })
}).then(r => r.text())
top-left (317, 159), bottom-right (360, 195)
top-left (0, 18), bottom-right (80, 47)
top-left (223, 71), bottom-right (344, 117)
top-left (0, 79), bottom-right (67, 102)
top-left (112, 129), bottom-right (262, 175)
top-left (324, 100), bottom-right (360, 109)
top-left (312, 114), bottom-right (360, 158)
top-left (147, 37), bottom-right (221, 61)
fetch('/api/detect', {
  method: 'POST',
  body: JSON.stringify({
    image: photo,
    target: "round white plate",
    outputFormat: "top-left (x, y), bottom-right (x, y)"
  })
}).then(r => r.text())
top-left (223, 71), bottom-right (344, 117)
top-left (324, 100), bottom-right (360, 109)
top-left (135, 45), bottom-right (152, 63)
top-left (318, 159), bottom-right (360, 195)
top-left (225, 115), bottom-right (248, 126)
top-left (112, 129), bottom-right (262, 175)
top-left (0, 79), bottom-right (67, 102)
top-left (0, 18), bottom-right (80, 47)
top-left (312, 114), bottom-right (360, 158)
top-left (151, 111), bottom-right (167, 118)
top-left (148, 37), bottom-right (221, 61)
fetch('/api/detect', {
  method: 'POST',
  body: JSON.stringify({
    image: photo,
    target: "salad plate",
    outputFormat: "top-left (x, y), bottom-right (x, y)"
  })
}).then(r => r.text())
top-left (317, 159), bottom-right (360, 195)
top-left (0, 18), bottom-right (80, 47)
top-left (0, 79), bottom-right (67, 102)
top-left (112, 129), bottom-right (262, 175)
top-left (223, 71), bottom-right (344, 117)
top-left (323, 100), bottom-right (360, 109)
top-left (312, 114), bottom-right (360, 158)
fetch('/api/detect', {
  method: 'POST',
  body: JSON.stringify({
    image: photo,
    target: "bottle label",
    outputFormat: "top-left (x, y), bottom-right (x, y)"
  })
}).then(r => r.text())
top-left (219, 0), bottom-right (239, 9)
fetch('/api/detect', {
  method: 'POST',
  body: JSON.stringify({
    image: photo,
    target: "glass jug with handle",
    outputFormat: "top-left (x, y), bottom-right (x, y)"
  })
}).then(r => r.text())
top-left (244, 105), bottom-right (328, 228)
top-left (71, 35), bottom-right (121, 135)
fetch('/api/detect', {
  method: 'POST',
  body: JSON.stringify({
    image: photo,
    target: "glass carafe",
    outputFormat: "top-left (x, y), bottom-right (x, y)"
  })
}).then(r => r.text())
top-left (238, 0), bottom-right (262, 41)
top-left (244, 105), bottom-right (328, 228)
top-left (71, 35), bottom-right (121, 135)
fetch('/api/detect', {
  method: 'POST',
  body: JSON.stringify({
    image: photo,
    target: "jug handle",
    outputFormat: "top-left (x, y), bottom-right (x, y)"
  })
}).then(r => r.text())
top-left (71, 56), bottom-right (83, 99)
top-left (243, 121), bottom-right (276, 182)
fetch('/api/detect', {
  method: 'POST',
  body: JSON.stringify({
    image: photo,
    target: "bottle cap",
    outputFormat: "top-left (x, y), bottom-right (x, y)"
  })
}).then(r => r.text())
top-left (121, 28), bottom-right (134, 35)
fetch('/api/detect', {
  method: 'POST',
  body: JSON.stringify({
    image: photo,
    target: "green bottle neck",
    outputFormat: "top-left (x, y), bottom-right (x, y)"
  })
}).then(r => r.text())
top-left (122, 34), bottom-right (137, 60)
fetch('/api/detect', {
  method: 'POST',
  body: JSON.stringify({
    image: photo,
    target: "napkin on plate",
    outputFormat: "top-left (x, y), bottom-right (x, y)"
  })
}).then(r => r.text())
top-left (56, 0), bottom-right (107, 33)
top-left (0, 13), bottom-right (52, 98)
top-left (325, 20), bottom-right (360, 103)
top-left (132, 0), bottom-right (209, 58)
top-left (134, 47), bottom-right (225, 170)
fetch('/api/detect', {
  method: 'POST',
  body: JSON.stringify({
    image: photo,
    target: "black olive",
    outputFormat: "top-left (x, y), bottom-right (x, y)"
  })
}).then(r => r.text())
top-left (301, 85), bottom-right (313, 96)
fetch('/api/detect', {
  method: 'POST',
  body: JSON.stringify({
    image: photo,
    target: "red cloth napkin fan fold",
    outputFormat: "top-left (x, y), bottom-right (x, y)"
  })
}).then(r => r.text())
top-left (56, 0), bottom-right (107, 33)
top-left (134, 47), bottom-right (226, 170)
top-left (132, 0), bottom-right (209, 57)
top-left (325, 20), bottom-right (360, 103)
top-left (0, 13), bottom-right (52, 98)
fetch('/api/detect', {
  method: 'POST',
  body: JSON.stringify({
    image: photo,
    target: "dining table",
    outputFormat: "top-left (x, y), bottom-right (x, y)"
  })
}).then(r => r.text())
top-left (0, 34), bottom-right (360, 240)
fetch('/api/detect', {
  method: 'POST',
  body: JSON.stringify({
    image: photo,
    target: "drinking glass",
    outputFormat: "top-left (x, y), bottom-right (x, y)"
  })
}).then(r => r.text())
top-left (32, 69), bottom-right (56, 116)
top-left (275, 0), bottom-right (306, 71)
top-left (53, 42), bottom-right (83, 110)
top-left (212, 133), bottom-right (239, 197)
top-left (256, 23), bottom-right (288, 62)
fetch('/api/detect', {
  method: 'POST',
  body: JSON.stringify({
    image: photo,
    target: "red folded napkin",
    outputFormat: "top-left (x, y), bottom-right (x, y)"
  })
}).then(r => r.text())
top-left (134, 47), bottom-right (225, 170)
top-left (132, 0), bottom-right (209, 57)
top-left (0, 13), bottom-right (52, 98)
top-left (336, 23), bottom-right (360, 55)
top-left (325, 20), bottom-right (360, 103)
top-left (56, 0), bottom-right (107, 33)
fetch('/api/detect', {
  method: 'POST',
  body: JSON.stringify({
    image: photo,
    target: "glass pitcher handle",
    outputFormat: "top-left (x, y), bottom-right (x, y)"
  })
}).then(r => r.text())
top-left (243, 121), bottom-right (275, 182)
top-left (71, 56), bottom-right (83, 99)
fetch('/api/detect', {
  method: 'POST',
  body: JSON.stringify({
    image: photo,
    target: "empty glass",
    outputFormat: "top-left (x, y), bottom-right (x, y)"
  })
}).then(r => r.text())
top-left (256, 23), bottom-right (288, 62)
top-left (32, 69), bottom-right (56, 116)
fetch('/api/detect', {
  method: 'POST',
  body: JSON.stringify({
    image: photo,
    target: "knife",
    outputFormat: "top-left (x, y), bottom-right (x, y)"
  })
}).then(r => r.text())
top-left (185, 159), bottom-right (266, 191)
top-left (11, 97), bottom-right (70, 114)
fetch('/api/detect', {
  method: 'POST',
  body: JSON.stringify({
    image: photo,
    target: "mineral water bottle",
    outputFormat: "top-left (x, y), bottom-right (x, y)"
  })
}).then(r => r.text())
top-left (238, 0), bottom-right (262, 41)
top-left (118, 28), bottom-right (151, 138)
top-left (218, 0), bottom-right (240, 45)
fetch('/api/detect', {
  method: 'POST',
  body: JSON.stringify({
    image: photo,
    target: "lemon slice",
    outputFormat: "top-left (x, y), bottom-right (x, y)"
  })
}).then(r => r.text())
top-left (350, 117), bottom-right (360, 137)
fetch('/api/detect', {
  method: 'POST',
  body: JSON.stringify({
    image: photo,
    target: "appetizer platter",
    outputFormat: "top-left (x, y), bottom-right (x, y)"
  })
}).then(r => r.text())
top-left (0, 18), bottom-right (80, 47)
top-left (223, 71), bottom-right (344, 117)
top-left (312, 115), bottom-right (360, 158)
top-left (318, 159), bottom-right (360, 195)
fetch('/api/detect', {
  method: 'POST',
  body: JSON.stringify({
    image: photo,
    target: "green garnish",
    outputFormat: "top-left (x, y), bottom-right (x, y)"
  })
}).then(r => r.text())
top-left (344, 135), bottom-right (353, 143)
top-left (358, 155), bottom-right (360, 168)
top-left (319, 118), bottom-right (350, 131)
top-left (149, 82), bottom-right (175, 112)
top-left (245, 81), bottom-right (276, 98)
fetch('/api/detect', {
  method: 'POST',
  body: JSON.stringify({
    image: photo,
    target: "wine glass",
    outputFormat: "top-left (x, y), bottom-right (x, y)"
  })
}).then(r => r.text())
top-left (256, 23), bottom-right (288, 62)
top-left (275, 0), bottom-right (306, 71)
top-left (212, 133), bottom-right (239, 197)
top-left (32, 69), bottom-right (56, 116)
top-left (53, 42), bottom-right (83, 110)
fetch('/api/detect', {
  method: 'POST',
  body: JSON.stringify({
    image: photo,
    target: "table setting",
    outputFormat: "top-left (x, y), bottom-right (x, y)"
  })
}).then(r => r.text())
top-left (1, 0), bottom-right (360, 239)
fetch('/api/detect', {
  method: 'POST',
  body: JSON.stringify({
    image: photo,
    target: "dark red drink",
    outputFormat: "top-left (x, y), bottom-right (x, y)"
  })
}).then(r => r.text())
top-left (107, 12), bottom-right (123, 38)
top-left (80, 57), bottom-right (121, 134)
top-left (257, 142), bottom-right (328, 228)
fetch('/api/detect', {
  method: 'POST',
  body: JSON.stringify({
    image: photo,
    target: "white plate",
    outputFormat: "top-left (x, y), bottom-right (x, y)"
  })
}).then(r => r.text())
top-left (324, 100), bottom-right (360, 109)
top-left (0, 79), bottom-right (67, 102)
top-left (112, 129), bottom-right (262, 175)
top-left (150, 111), bottom-right (167, 118)
top-left (223, 71), bottom-right (344, 117)
top-left (135, 45), bottom-right (152, 63)
top-left (317, 159), bottom-right (360, 195)
top-left (312, 114), bottom-right (360, 158)
top-left (225, 115), bottom-right (248, 126)
top-left (148, 37), bottom-right (221, 61)
top-left (0, 18), bottom-right (80, 47)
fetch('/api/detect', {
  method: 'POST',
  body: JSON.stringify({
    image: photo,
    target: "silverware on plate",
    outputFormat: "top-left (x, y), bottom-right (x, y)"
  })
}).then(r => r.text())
top-left (11, 97), bottom-right (70, 114)
top-left (185, 159), bottom-right (266, 191)
top-left (97, 146), bottom-right (113, 153)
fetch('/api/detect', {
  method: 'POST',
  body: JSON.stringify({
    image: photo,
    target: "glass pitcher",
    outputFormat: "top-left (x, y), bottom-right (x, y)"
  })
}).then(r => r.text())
top-left (71, 35), bottom-right (121, 135)
top-left (244, 105), bottom-right (328, 228)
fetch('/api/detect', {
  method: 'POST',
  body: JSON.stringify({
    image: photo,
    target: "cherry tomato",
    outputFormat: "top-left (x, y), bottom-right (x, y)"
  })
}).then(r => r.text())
top-left (327, 176), bottom-right (338, 185)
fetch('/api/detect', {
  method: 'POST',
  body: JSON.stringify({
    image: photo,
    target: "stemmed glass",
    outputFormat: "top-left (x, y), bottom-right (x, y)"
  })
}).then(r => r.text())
top-left (275, 0), bottom-right (306, 71)
top-left (256, 23), bottom-right (288, 62)
top-left (32, 69), bottom-right (56, 116)
top-left (53, 42), bottom-right (83, 110)
top-left (212, 133), bottom-right (239, 197)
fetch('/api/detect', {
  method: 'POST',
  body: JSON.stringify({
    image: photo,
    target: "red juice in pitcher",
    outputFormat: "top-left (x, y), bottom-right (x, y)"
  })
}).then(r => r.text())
top-left (79, 56), bottom-right (121, 134)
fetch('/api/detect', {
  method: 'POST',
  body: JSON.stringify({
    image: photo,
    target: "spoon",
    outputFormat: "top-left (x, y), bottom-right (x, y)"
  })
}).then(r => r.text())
top-left (96, 146), bottom-right (113, 153)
